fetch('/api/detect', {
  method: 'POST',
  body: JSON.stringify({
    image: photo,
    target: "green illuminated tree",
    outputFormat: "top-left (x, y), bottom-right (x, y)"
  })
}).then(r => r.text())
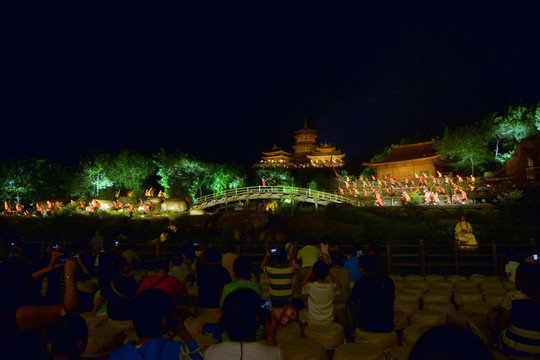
top-left (435, 123), bottom-right (491, 175)
top-left (107, 150), bottom-right (155, 192)
top-left (208, 162), bottom-right (247, 195)
top-left (73, 152), bottom-right (113, 197)
top-left (254, 168), bottom-right (296, 187)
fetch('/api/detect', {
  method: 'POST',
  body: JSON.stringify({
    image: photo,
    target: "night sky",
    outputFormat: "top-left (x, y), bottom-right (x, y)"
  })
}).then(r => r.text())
top-left (3, 4), bottom-right (539, 169)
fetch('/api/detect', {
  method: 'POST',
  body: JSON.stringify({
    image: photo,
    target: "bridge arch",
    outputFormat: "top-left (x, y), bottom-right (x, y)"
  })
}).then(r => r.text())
top-left (191, 186), bottom-right (362, 210)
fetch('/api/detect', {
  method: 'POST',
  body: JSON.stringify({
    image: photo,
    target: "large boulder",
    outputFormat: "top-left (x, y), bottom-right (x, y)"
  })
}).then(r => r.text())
top-left (160, 200), bottom-right (188, 212)
top-left (93, 200), bottom-right (115, 211)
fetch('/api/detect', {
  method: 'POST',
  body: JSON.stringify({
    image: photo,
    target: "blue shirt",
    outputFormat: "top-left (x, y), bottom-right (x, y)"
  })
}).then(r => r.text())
top-left (344, 257), bottom-right (362, 282)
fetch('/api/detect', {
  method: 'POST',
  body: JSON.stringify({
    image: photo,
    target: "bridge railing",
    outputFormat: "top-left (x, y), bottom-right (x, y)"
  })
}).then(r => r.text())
top-left (193, 186), bottom-right (362, 206)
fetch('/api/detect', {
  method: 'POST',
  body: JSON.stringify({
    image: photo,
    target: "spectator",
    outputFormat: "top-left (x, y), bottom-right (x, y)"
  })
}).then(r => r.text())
top-left (328, 251), bottom-right (350, 329)
top-left (109, 289), bottom-right (203, 360)
top-left (95, 239), bottom-right (121, 290)
top-left (122, 244), bottom-right (141, 270)
top-left (0, 252), bottom-right (79, 360)
top-left (301, 260), bottom-right (341, 325)
top-left (504, 250), bottom-right (520, 283)
top-left (221, 242), bottom-right (239, 281)
top-left (319, 235), bottom-right (332, 265)
top-left (199, 257), bottom-right (263, 341)
top-left (168, 250), bottom-right (195, 288)
top-left (284, 235), bottom-right (298, 266)
top-left (344, 244), bottom-right (362, 283)
top-left (346, 255), bottom-right (394, 341)
top-left (90, 230), bottom-right (104, 250)
top-left (294, 237), bottom-right (322, 295)
top-left (47, 314), bottom-right (88, 360)
top-left (408, 325), bottom-right (494, 360)
top-left (204, 288), bottom-right (284, 360)
top-left (196, 247), bottom-right (231, 308)
top-left (494, 262), bottom-right (540, 358)
top-left (138, 259), bottom-right (188, 305)
top-left (100, 257), bottom-right (138, 322)
top-left (368, 243), bottom-right (387, 275)
top-left (260, 247), bottom-right (294, 307)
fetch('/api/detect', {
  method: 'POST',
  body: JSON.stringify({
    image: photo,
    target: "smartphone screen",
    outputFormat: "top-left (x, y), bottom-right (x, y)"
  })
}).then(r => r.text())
top-left (534, 254), bottom-right (539, 261)
top-left (271, 248), bottom-right (277, 253)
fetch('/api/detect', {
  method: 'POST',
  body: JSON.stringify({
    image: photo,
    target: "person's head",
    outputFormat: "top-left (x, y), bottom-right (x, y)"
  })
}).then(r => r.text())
top-left (225, 242), bottom-right (235, 253)
top-left (233, 256), bottom-right (252, 279)
top-left (460, 215), bottom-right (466, 222)
top-left (408, 325), bottom-right (494, 360)
top-left (222, 288), bottom-right (262, 342)
top-left (321, 235), bottom-right (329, 244)
top-left (515, 262), bottom-right (540, 297)
top-left (331, 251), bottom-right (345, 266)
top-left (205, 247), bottom-right (221, 263)
top-left (47, 314), bottom-right (88, 359)
top-left (171, 251), bottom-right (184, 266)
top-left (359, 255), bottom-right (376, 275)
top-left (103, 239), bottom-right (114, 252)
top-left (154, 259), bottom-right (169, 273)
top-left (506, 249), bottom-right (518, 262)
top-left (304, 237), bottom-right (314, 245)
top-left (369, 243), bottom-right (381, 255)
top-left (312, 260), bottom-right (329, 280)
top-left (275, 248), bottom-right (287, 264)
top-left (133, 289), bottom-right (173, 338)
top-left (115, 256), bottom-right (131, 274)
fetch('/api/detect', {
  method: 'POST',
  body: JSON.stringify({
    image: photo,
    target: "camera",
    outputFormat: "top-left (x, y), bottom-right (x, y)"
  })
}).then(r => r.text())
top-left (115, 241), bottom-right (119, 246)
top-left (73, 253), bottom-right (79, 259)
top-left (270, 248), bottom-right (277, 253)
top-left (357, 250), bottom-right (363, 256)
top-left (259, 299), bottom-right (271, 324)
top-left (193, 242), bottom-right (198, 246)
top-left (534, 254), bottom-right (539, 261)
top-left (10, 242), bottom-right (15, 246)
top-left (52, 244), bottom-right (59, 249)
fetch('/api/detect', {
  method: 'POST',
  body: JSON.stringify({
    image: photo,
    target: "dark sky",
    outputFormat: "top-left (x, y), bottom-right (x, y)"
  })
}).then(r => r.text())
top-left (3, 4), bottom-right (539, 168)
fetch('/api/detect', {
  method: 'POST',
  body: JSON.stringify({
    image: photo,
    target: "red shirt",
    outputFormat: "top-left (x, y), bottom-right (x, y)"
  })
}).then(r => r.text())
top-left (138, 275), bottom-right (187, 300)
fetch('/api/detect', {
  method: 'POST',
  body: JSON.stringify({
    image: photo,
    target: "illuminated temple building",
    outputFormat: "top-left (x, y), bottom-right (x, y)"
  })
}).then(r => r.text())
top-left (361, 139), bottom-right (443, 179)
top-left (254, 119), bottom-right (346, 168)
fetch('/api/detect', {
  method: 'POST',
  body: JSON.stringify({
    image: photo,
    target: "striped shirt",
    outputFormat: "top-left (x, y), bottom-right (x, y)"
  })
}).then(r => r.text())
top-left (263, 264), bottom-right (294, 307)
top-left (501, 298), bottom-right (540, 357)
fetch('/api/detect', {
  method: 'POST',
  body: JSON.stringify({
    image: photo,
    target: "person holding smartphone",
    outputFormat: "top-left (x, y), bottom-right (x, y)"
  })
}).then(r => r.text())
top-left (260, 248), bottom-right (294, 308)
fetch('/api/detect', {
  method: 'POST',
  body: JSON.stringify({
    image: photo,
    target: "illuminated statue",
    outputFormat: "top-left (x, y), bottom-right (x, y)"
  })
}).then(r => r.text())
top-left (455, 215), bottom-right (478, 251)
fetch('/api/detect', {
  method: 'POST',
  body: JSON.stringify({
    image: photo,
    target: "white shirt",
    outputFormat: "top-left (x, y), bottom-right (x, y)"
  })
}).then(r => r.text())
top-left (302, 282), bottom-right (340, 325)
top-left (205, 341), bottom-right (285, 360)
top-left (505, 261), bottom-right (520, 282)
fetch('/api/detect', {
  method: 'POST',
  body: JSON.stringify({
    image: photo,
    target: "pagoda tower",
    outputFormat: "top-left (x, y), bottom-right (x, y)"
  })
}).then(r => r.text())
top-left (254, 144), bottom-right (294, 168)
top-left (307, 142), bottom-right (346, 167)
top-left (292, 118), bottom-right (318, 166)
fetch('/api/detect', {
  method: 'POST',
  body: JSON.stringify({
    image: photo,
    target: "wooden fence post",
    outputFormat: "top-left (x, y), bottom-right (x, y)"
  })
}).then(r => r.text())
top-left (492, 241), bottom-right (498, 276)
top-left (453, 240), bottom-right (459, 275)
top-left (386, 242), bottom-right (392, 275)
top-left (419, 239), bottom-right (426, 276)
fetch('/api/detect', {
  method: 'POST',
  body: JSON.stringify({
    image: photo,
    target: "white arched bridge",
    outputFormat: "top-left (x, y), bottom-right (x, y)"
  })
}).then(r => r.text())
top-left (191, 186), bottom-right (363, 210)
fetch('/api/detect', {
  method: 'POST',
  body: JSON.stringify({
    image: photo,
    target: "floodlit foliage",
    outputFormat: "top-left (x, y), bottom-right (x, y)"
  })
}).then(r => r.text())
top-left (107, 150), bottom-right (155, 192)
top-left (435, 123), bottom-right (492, 175)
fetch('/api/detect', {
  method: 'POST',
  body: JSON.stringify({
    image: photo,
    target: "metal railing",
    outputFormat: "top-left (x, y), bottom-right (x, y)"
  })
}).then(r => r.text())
top-left (191, 186), bottom-right (363, 209)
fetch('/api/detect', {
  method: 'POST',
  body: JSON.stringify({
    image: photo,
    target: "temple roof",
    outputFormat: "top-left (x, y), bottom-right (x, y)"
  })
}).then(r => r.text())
top-left (366, 140), bottom-right (438, 165)
top-left (262, 144), bottom-right (293, 157)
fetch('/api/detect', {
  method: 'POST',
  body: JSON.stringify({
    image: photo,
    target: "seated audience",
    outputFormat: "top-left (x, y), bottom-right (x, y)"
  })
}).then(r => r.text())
top-left (199, 256), bottom-right (263, 341)
top-left (100, 257), bottom-right (138, 321)
top-left (494, 261), bottom-right (540, 358)
top-left (122, 244), bottom-right (141, 270)
top-left (504, 249), bottom-right (520, 283)
top-left (109, 289), bottom-right (203, 360)
top-left (347, 255), bottom-right (394, 341)
top-left (47, 314), bottom-right (89, 360)
top-left (260, 247), bottom-right (294, 307)
top-left (408, 325), bottom-right (494, 360)
top-left (368, 242), bottom-right (387, 275)
top-left (138, 259), bottom-right (188, 304)
top-left (301, 260), bottom-right (341, 325)
top-left (328, 251), bottom-right (350, 329)
top-left (196, 247), bottom-right (231, 308)
top-left (204, 288), bottom-right (285, 360)
top-left (168, 250), bottom-right (195, 288)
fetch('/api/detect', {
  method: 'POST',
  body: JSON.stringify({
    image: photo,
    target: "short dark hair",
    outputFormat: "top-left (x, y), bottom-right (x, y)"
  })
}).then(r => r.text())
top-left (312, 261), bottom-right (329, 280)
top-left (222, 288), bottom-right (261, 341)
top-left (359, 255), bottom-right (376, 273)
top-left (275, 248), bottom-right (287, 264)
top-left (233, 256), bottom-right (252, 279)
top-left (205, 247), bottom-right (221, 263)
top-left (331, 251), bottom-right (345, 266)
top-left (304, 237), bottom-right (314, 245)
top-left (369, 243), bottom-right (380, 253)
top-left (154, 259), bottom-right (169, 271)
top-left (47, 314), bottom-right (88, 357)
top-left (133, 289), bottom-right (173, 338)
top-left (225, 242), bottom-right (235, 253)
